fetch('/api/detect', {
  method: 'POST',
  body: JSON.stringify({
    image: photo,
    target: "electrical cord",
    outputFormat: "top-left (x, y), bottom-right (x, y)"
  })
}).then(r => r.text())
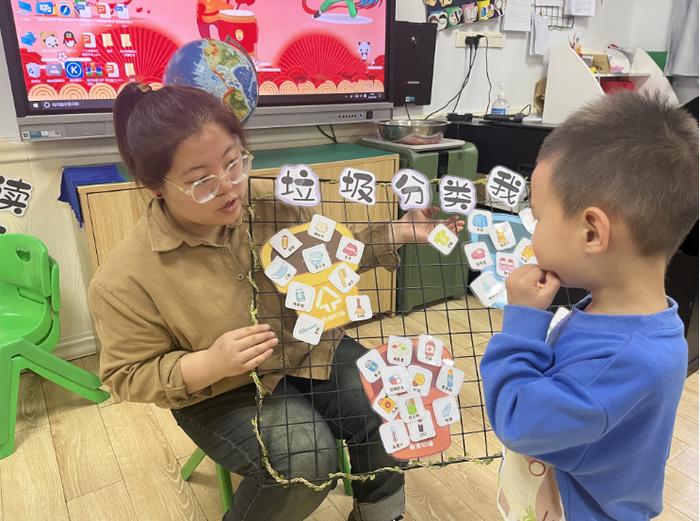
top-left (452, 45), bottom-right (475, 113)
top-left (483, 36), bottom-right (493, 115)
top-left (405, 102), bottom-right (412, 120)
top-left (516, 104), bottom-right (532, 116)
top-left (316, 125), bottom-right (338, 143)
top-left (424, 39), bottom-right (478, 120)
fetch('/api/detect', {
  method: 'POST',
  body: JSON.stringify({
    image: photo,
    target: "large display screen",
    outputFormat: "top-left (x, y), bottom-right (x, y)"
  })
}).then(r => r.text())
top-left (1, 0), bottom-right (388, 115)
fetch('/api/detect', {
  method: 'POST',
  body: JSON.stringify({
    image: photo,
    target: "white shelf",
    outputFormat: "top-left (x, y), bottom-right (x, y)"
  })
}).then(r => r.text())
top-left (594, 72), bottom-right (652, 78)
top-left (543, 46), bottom-right (678, 125)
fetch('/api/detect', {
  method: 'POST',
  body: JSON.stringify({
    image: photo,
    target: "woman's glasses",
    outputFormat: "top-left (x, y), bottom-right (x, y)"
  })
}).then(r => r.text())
top-left (163, 151), bottom-right (254, 204)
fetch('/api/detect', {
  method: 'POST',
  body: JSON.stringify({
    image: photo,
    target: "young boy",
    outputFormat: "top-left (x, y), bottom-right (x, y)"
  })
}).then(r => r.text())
top-left (480, 91), bottom-right (698, 521)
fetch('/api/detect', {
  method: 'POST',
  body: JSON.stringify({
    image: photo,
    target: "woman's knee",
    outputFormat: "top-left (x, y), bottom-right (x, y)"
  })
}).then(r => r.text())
top-left (264, 409), bottom-right (339, 482)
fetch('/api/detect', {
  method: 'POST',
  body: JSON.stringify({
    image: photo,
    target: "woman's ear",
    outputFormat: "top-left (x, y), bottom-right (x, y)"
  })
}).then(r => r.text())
top-left (146, 187), bottom-right (163, 199)
top-left (581, 207), bottom-right (610, 254)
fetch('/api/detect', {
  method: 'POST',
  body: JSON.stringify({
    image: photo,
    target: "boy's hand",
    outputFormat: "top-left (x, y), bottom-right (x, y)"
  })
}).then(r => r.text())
top-left (506, 265), bottom-right (561, 310)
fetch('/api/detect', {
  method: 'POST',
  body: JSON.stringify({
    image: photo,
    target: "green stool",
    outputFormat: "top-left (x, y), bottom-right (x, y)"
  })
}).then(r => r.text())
top-left (0, 234), bottom-right (110, 459)
top-left (181, 438), bottom-right (353, 512)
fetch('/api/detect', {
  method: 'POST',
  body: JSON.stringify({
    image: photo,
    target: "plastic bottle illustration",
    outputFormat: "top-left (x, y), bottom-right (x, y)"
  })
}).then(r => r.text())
top-left (281, 235), bottom-right (289, 250)
top-left (406, 397), bottom-right (418, 416)
top-left (446, 368), bottom-right (454, 390)
top-left (390, 425), bottom-right (399, 444)
top-left (441, 402), bottom-right (452, 419)
top-left (354, 297), bottom-right (366, 318)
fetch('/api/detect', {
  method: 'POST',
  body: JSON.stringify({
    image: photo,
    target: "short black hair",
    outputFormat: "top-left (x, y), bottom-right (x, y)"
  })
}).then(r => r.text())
top-left (538, 91), bottom-right (699, 257)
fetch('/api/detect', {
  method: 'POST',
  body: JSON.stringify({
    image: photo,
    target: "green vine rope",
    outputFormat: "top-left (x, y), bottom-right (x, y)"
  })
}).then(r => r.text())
top-left (243, 179), bottom-right (500, 491)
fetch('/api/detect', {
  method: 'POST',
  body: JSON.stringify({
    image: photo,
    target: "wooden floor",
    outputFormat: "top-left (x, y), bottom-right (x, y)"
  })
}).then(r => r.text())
top-left (1, 299), bottom-right (697, 521)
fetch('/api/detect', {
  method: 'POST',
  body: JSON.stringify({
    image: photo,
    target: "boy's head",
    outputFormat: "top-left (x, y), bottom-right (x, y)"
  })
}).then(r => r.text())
top-left (530, 91), bottom-right (698, 289)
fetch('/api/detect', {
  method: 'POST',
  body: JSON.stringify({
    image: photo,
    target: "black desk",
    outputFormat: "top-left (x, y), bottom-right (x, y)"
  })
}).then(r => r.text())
top-left (447, 118), bottom-right (556, 176)
top-left (448, 119), bottom-right (699, 374)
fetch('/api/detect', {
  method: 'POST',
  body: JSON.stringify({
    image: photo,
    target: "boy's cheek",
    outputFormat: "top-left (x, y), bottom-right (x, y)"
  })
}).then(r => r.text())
top-left (531, 231), bottom-right (544, 261)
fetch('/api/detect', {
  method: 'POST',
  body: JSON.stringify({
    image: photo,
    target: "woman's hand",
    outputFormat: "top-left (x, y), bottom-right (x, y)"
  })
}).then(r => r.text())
top-left (181, 324), bottom-right (277, 394)
top-left (390, 207), bottom-right (465, 245)
top-left (207, 324), bottom-right (278, 379)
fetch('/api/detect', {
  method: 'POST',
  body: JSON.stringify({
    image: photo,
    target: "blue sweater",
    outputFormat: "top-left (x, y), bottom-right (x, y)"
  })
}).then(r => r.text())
top-left (480, 297), bottom-right (687, 520)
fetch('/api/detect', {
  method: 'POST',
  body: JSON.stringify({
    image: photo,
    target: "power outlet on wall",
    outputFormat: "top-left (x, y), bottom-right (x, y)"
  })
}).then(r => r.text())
top-left (455, 30), bottom-right (506, 49)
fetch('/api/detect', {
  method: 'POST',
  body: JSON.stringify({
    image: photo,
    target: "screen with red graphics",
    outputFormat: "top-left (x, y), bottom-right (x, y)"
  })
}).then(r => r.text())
top-left (1, 0), bottom-right (388, 115)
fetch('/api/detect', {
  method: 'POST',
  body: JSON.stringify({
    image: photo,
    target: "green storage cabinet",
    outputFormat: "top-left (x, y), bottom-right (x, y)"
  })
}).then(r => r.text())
top-left (361, 140), bottom-right (478, 313)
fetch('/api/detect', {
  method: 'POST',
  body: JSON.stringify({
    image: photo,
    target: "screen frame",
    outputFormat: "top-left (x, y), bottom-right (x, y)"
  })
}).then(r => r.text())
top-left (0, 0), bottom-right (396, 118)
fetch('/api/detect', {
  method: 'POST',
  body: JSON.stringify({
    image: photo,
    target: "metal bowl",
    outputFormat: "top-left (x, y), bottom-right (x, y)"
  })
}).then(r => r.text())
top-left (376, 119), bottom-right (448, 145)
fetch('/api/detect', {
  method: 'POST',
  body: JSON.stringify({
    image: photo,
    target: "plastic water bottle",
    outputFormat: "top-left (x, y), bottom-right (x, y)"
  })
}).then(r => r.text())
top-left (491, 85), bottom-right (510, 115)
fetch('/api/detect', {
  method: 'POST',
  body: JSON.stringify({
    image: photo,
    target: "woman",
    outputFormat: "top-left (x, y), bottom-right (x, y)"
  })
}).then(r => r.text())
top-left (89, 83), bottom-right (463, 521)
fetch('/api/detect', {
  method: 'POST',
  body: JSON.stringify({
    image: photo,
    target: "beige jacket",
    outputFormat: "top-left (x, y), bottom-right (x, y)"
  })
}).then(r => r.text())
top-left (89, 191), bottom-right (400, 409)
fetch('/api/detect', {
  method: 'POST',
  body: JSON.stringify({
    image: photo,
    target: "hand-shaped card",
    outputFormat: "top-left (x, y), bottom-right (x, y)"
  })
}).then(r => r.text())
top-left (260, 216), bottom-right (372, 344)
top-left (465, 212), bottom-right (534, 308)
top-left (357, 338), bottom-right (463, 460)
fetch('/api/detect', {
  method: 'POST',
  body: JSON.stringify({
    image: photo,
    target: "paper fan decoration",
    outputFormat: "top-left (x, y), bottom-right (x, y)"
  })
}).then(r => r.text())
top-left (164, 38), bottom-right (259, 124)
top-left (278, 33), bottom-right (367, 84)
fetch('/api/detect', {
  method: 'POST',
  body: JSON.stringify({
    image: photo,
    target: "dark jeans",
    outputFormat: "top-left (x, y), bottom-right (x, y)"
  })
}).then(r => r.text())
top-left (172, 337), bottom-right (405, 521)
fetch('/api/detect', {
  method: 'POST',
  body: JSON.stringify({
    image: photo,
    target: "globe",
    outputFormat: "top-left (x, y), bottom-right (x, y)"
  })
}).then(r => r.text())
top-left (164, 38), bottom-right (258, 124)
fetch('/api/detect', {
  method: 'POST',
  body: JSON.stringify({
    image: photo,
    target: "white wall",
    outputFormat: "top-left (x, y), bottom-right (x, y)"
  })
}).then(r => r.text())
top-left (396, 0), bottom-right (677, 118)
top-left (629, 0), bottom-right (674, 50)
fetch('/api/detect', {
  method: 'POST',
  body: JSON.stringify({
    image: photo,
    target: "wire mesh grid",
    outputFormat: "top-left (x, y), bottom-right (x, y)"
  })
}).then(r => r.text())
top-left (538, 5), bottom-right (575, 29)
top-left (244, 174), bottom-right (575, 489)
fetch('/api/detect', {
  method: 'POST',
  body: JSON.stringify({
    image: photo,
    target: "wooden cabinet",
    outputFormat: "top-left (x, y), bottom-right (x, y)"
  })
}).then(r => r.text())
top-left (79, 144), bottom-right (400, 314)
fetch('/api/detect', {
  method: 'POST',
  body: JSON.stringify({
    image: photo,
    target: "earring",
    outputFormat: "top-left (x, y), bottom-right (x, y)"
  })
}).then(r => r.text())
top-left (156, 192), bottom-right (163, 199)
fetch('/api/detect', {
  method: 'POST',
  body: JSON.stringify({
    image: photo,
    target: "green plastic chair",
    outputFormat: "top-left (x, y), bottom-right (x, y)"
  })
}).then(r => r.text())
top-left (181, 438), bottom-right (353, 512)
top-left (0, 234), bottom-right (110, 459)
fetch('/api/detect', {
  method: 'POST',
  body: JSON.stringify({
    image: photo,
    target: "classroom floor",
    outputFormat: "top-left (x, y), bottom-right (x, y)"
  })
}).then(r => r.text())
top-left (0, 299), bottom-right (697, 521)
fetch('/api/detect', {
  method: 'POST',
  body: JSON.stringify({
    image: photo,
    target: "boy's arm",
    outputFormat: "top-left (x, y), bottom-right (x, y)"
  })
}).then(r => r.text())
top-left (481, 305), bottom-right (608, 469)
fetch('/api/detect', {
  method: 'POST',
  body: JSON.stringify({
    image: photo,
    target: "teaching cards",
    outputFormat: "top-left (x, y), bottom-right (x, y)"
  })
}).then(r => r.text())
top-left (380, 365), bottom-right (410, 395)
top-left (346, 295), bottom-right (373, 322)
top-left (489, 221), bottom-right (517, 251)
top-left (416, 334), bottom-right (444, 367)
top-left (463, 241), bottom-right (494, 271)
top-left (432, 395), bottom-right (460, 427)
top-left (328, 262), bottom-right (361, 293)
top-left (407, 365), bottom-right (433, 397)
top-left (379, 420), bottom-right (411, 454)
top-left (336, 236), bottom-right (365, 265)
top-left (285, 281), bottom-right (315, 312)
top-left (428, 224), bottom-right (459, 255)
top-left (387, 335), bottom-right (413, 366)
top-left (435, 360), bottom-right (465, 396)
top-left (264, 256), bottom-right (296, 287)
top-left (302, 244), bottom-right (332, 273)
top-left (468, 209), bottom-right (493, 234)
top-left (292, 314), bottom-right (324, 345)
top-left (308, 214), bottom-right (336, 242)
top-left (357, 348), bottom-right (387, 383)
